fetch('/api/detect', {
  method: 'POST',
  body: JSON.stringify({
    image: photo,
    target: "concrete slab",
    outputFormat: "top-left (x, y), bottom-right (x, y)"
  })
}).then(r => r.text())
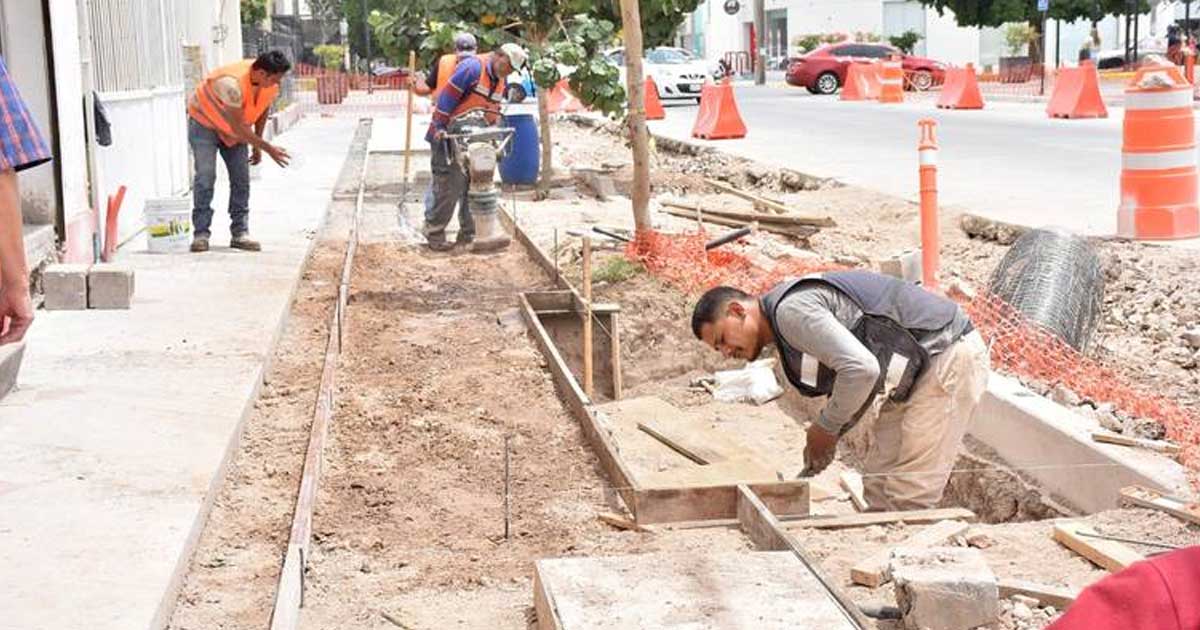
top-left (0, 115), bottom-right (360, 630)
top-left (367, 115), bottom-right (433, 154)
top-left (534, 551), bottom-right (858, 629)
top-left (968, 374), bottom-right (1193, 513)
top-left (0, 340), bottom-right (24, 400)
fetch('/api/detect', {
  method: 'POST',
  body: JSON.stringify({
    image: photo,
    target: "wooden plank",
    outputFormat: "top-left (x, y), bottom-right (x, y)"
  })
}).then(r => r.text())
top-left (636, 417), bottom-right (758, 465)
top-left (703, 177), bottom-right (837, 225)
top-left (1091, 431), bottom-right (1181, 455)
top-left (633, 480), bottom-right (809, 525)
top-left (736, 485), bottom-right (870, 629)
top-left (597, 511), bottom-right (648, 532)
top-left (499, 204), bottom-right (558, 284)
top-left (581, 237), bottom-right (594, 399)
top-left (786, 508), bottom-right (978, 530)
top-left (1119, 485), bottom-right (1200, 526)
top-left (661, 205), bottom-right (817, 239)
top-left (532, 567), bottom-right (566, 630)
top-left (1052, 520), bottom-right (1145, 572)
top-left (850, 520), bottom-right (971, 588)
top-left (520, 294), bottom-right (641, 516)
top-left (839, 471), bottom-right (868, 512)
top-left (662, 199), bottom-right (833, 227)
top-left (997, 578), bottom-right (1080, 610)
top-left (609, 311), bottom-right (623, 400)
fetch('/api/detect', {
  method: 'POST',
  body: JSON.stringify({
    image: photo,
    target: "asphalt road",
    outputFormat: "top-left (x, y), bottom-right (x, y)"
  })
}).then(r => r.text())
top-left (649, 85), bottom-right (1152, 240)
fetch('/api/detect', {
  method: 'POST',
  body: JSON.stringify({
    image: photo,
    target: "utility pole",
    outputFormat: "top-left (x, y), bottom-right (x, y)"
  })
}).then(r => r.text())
top-left (754, 0), bottom-right (766, 84)
top-left (619, 0), bottom-right (652, 233)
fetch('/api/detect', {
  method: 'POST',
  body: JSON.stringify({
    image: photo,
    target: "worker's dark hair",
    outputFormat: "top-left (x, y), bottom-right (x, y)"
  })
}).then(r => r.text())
top-left (691, 286), bottom-right (751, 339)
top-left (252, 50), bottom-right (292, 75)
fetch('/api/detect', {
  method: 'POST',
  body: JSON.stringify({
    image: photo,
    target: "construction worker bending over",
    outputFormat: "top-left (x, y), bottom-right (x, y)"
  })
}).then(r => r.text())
top-left (423, 42), bottom-right (526, 251)
top-left (187, 51), bottom-right (292, 253)
top-left (691, 270), bottom-right (989, 511)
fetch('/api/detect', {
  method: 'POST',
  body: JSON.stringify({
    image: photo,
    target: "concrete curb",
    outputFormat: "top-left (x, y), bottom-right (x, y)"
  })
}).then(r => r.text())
top-left (969, 374), bottom-right (1193, 514)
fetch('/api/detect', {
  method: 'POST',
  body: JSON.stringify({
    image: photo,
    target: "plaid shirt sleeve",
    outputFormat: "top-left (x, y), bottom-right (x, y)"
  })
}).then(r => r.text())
top-left (425, 57), bottom-right (482, 142)
top-left (0, 55), bottom-right (51, 173)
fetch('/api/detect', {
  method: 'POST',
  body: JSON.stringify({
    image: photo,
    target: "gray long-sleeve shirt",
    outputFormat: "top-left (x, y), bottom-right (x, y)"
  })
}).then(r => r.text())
top-left (774, 284), bottom-right (970, 434)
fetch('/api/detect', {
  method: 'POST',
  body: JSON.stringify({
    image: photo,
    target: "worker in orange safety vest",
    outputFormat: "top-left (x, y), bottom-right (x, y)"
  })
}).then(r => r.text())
top-left (187, 51), bottom-right (292, 253)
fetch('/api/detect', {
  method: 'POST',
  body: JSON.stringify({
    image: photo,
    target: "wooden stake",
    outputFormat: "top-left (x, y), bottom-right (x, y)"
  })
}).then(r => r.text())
top-left (402, 51), bottom-right (415, 197)
top-left (609, 312), bottom-right (623, 400)
top-left (504, 434), bottom-right (512, 540)
top-left (839, 471), bottom-right (868, 512)
top-left (1119, 485), bottom-right (1200, 526)
top-left (1052, 520), bottom-right (1144, 572)
top-left (582, 236), bottom-right (594, 399)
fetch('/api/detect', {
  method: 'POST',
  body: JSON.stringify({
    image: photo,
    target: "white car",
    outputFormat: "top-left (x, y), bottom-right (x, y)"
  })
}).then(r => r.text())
top-left (604, 47), bottom-right (713, 102)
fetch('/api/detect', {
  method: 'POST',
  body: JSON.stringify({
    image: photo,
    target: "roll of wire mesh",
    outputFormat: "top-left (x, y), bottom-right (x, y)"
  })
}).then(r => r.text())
top-left (986, 228), bottom-right (1106, 352)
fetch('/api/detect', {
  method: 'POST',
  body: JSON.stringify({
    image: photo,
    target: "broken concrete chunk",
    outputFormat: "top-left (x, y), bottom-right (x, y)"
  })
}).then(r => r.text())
top-left (964, 531), bottom-right (995, 549)
top-left (1182, 328), bottom-right (1200, 350)
top-left (1011, 594), bottom-right (1040, 609)
top-left (1049, 384), bottom-right (1081, 407)
top-left (890, 546), bottom-right (999, 630)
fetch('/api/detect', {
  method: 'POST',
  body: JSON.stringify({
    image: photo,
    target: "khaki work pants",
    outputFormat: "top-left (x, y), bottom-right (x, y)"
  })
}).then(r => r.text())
top-left (862, 331), bottom-right (990, 511)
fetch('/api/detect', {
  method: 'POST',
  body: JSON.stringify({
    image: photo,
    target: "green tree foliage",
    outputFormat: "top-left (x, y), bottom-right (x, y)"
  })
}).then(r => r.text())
top-left (241, 0), bottom-right (267, 26)
top-left (888, 29), bottom-right (922, 54)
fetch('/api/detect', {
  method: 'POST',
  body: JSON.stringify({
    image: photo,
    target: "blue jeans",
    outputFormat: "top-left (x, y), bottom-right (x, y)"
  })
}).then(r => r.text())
top-left (423, 138), bottom-right (472, 242)
top-left (189, 117), bottom-right (250, 238)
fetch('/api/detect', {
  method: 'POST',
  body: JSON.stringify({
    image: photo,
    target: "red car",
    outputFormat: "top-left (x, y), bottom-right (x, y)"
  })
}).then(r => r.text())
top-left (786, 43), bottom-right (947, 95)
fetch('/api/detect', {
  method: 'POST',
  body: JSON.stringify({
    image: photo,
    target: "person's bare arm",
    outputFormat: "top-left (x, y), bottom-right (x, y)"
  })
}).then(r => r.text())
top-left (0, 170), bottom-right (32, 344)
top-left (203, 79), bottom-right (288, 166)
top-left (250, 109), bottom-right (269, 165)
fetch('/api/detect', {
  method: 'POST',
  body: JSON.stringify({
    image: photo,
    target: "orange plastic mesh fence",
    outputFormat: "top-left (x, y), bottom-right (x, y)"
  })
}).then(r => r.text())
top-left (628, 229), bottom-right (1200, 488)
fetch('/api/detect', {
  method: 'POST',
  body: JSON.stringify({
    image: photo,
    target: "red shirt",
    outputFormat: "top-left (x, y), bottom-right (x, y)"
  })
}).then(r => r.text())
top-left (1049, 547), bottom-right (1200, 630)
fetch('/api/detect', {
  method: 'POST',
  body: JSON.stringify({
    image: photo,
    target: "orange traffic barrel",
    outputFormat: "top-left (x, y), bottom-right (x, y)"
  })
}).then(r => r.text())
top-left (879, 58), bottom-right (904, 103)
top-left (1118, 62), bottom-right (1200, 240)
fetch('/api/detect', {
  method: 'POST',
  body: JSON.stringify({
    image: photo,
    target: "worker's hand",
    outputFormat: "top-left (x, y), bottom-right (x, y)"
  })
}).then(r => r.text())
top-left (250, 147), bottom-right (263, 166)
top-left (265, 144), bottom-right (291, 168)
top-left (0, 284), bottom-right (34, 345)
top-left (799, 423), bottom-right (838, 478)
top-left (433, 129), bottom-right (447, 141)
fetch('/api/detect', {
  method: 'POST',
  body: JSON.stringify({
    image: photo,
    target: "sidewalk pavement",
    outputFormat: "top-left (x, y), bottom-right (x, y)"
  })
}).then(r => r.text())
top-left (0, 116), bottom-right (359, 630)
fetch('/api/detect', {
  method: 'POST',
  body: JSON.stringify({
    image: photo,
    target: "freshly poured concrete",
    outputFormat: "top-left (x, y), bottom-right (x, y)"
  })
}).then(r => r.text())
top-left (0, 116), bottom-right (359, 630)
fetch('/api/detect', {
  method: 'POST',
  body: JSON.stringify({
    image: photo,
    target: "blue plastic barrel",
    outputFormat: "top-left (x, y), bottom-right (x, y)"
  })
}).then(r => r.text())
top-left (499, 113), bottom-right (539, 185)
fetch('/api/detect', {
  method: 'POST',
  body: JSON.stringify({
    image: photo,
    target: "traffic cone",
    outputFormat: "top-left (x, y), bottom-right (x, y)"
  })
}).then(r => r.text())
top-left (841, 63), bottom-right (870, 101)
top-left (645, 77), bottom-right (665, 120)
top-left (691, 79), bottom-right (746, 140)
top-left (1118, 62), bottom-right (1200, 239)
top-left (1047, 60), bottom-right (1107, 119)
top-left (937, 64), bottom-right (984, 110)
top-left (547, 79), bottom-right (582, 113)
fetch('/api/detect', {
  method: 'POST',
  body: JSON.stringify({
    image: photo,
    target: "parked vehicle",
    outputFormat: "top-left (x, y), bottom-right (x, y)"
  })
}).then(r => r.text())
top-left (785, 43), bottom-right (947, 95)
top-left (605, 46), bottom-right (712, 102)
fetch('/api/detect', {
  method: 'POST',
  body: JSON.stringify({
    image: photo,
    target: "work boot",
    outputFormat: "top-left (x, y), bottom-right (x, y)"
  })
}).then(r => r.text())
top-left (230, 234), bottom-right (262, 252)
top-left (454, 233), bottom-right (475, 248)
top-left (425, 238), bottom-right (454, 252)
top-left (190, 236), bottom-right (210, 253)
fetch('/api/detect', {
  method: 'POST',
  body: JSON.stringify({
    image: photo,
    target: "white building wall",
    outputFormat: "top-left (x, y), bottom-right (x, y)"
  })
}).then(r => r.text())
top-left (785, 0), bottom-right (882, 35)
top-left (923, 7), bottom-right (980, 66)
top-left (46, 0), bottom-right (89, 261)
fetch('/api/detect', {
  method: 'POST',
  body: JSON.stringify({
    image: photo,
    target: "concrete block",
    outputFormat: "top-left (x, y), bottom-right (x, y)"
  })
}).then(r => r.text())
top-left (0, 340), bottom-right (25, 400)
top-left (43, 264), bottom-right (89, 311)
top-left (877, 250), bottom-right (923, 283)
top-left (87, 263), bottom-right (135, 310)
top-left (890, 546), bottom-right (998, 630)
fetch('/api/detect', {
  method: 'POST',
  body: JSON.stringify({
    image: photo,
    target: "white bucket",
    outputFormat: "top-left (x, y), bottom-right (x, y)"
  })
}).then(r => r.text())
top-left (144, 197), bottom-right (193, 254)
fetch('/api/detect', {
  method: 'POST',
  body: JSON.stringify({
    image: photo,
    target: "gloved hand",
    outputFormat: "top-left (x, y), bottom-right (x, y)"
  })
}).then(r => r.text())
top-left (799, 421), bottom-right (838, 478)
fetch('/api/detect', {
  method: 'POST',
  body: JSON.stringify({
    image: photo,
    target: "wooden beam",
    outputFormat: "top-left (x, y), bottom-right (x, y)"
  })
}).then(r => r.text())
top-left (661, 205), bottom-right (817, 239)
top-left (704, 178), bottom-right (837, 225)
top-left (1052, 520), bottom-right (1145, 572)
top-left (850, 520), bottom-right (971, 588)
top-left (1091, 431), bottom-right (1181, 455)
top-left (662, 199), bottom-right (834, 227)
top-left (839, 471), bottom-right (868, 512)
top-left (633, 480), bottom-right (809, 525)
top-left (1119, 485), bottom-right (1200, 526)
top-left (786, 507), bottom-right (978, 530)
top-left (581, 237), bottom-right (594, 399)
top-left (519, 294), bottom-right (640, 516)
top-left (609, 311), bottom-right (623, 400)
top-left (736, 485), bottom-right (870, 629)
top-left (997, 579), bottom-right (1080, 610)
top-left (533, 568), bottom-right (566, 630)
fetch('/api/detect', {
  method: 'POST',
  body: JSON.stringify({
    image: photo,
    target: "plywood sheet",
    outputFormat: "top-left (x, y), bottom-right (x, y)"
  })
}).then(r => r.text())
top-left (534, 552), bottom-right (859, 630)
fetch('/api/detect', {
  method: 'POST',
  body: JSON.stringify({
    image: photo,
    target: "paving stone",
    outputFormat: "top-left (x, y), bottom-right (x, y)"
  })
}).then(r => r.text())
top-left (890, 546), bottom-right (999, 630)
top-left (87, 263), bottom-right (135, 310)
top-left (43, 264), bottom-right (89, 310)
top-left (877, 249), bottom-right (923, 284)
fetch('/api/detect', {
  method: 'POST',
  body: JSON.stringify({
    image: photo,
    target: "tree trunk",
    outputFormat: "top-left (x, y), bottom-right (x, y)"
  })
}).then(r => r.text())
top-left (537, 86), bottom-right (553, 194)
top-left (620, 0), bottom-right (652, 234)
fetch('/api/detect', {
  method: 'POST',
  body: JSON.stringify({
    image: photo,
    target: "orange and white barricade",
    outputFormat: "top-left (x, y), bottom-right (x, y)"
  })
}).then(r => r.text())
top-left (1118, 63), bottom-right (1200, 240)
top-left (878, 58), bottom-right (904, 103)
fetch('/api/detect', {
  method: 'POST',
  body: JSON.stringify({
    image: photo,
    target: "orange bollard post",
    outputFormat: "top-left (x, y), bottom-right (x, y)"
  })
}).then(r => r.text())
top-left (917, 119), bottom-right (939, 289)
top-left (1187, 49), bottom-right (1196, 85)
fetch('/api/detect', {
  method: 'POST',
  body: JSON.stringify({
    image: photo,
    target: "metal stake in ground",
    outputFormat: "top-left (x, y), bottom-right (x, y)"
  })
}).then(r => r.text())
top-left (504, 434), bottom-right (512, 540)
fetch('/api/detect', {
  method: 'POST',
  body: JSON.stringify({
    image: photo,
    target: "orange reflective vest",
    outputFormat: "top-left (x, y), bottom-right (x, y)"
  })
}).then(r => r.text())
top-left (433, 53), bottom-right (459, 98)
top-left (188, 60), bottom-right (280, 147)
top-left (449, 53), bottom-right (507, 124)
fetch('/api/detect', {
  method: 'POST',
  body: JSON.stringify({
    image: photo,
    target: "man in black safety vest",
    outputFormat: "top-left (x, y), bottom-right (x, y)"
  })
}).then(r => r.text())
top-left (691, 270), bottom-right (989, 511)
